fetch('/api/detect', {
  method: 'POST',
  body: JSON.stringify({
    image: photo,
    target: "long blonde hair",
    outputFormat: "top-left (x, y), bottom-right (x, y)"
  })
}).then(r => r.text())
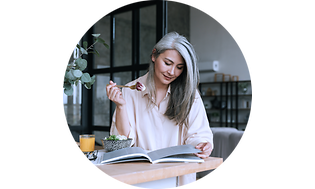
top-left (146, 32), bottom-right (200, 127)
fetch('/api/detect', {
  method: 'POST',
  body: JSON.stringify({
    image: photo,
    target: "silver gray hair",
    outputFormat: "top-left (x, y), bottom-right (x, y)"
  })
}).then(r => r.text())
top-left (146, 32), bottom-right (200, 127)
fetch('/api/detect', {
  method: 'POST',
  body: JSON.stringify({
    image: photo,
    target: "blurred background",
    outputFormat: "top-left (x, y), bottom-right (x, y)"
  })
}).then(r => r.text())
top-left (63, 0), bottom-right (250, 146)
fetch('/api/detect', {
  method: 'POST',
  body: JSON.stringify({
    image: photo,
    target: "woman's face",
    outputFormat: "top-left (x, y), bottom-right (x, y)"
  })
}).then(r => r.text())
top-left (152, 49), bottom-right (185, 87)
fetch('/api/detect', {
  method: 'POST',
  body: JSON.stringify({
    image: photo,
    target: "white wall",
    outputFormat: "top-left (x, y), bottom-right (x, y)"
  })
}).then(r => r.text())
top-left (190, 7), bottom-right (251, 82)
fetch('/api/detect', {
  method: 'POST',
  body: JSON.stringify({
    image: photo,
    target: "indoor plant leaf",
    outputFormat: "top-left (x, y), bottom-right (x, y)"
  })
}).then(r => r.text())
top-left (75, 58), bottom-right (87, 71)
top-left (81, 73), bottom-right (91, 83)
top-left (72, 70), bottom-right (83, 78)
top-left (96, 37), bottom-right (109, 49)
top-left (74, 80), bottom-right (79, 86)
top-left (88, 50), bottom-right (96, 54)
top-left (64, 82), bottom-right (72, 90)
top-left (66, 70), bottom-right (76, 80)
top-left (90, 75), bottom-right (95, 84)
top-left (96, 37), bottom-right (105, 43)
top-left (94, 49), bottom-right (100, 56)
top-left (76, 44), bottom-right (81, 49)
top-left (83, 41), bottom-right (88, 49)
top-left (102, 42), bottom-right (110, 49)
top-left (68, 79), bottom-right (75, 85)
top-left (89, 75), bottom-right (95, 85)
top-left (84, 82), bottom-right (92, 89)
top-left (80, 47), bottom-right (88, 55)
top-left (92, 34), bottom-right (100, 38)
top-left (64, 71), bottom-right (68, 79)
top-left (64, 87), bottom-right (73, 96)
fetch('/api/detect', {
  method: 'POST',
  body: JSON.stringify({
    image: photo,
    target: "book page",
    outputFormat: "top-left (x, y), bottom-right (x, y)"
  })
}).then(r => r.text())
top-left (152, 154), bottom-right (204, 164)
top-left (91, 150), bottom-right (105, 165)
top-left (148, 144), bottom-right (201, 162)
top-left (101, 147), bottom-right (151, 164)
top-left (101, 157), bottom-right (150, 164)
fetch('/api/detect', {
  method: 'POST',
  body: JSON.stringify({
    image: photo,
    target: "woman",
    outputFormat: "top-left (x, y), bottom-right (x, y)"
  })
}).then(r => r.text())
top-left (106, 32), bottom-right (213, 186)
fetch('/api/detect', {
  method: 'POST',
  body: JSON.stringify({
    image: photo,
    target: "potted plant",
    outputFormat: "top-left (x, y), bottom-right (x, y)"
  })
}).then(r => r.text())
top-left (63, 34), bottom-right (109, 96)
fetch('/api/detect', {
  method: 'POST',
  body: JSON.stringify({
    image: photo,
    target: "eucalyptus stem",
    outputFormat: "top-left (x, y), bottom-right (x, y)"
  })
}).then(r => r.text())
top-left (86, 41), bottom-right (98, 51)
top-left (79, 41), bottom-right (98, 58)
top-left (64, 34), bottom-right (108, 96)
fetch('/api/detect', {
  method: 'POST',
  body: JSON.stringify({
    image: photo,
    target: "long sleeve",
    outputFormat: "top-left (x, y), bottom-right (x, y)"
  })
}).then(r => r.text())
top-left (178, 92), bottom-right (214, 186)
top-left (110, 87), bottom-right (137, 147)
top-left (183, 92), bottom-right (214, 149)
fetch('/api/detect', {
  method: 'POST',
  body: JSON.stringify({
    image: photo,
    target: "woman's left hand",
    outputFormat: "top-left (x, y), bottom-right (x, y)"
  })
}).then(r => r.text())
top-left (195, 142), bottom-right (212, 159)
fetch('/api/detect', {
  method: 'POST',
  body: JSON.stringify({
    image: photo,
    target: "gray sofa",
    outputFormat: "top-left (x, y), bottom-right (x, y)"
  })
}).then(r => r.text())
top-left (197, 127), bottom-right (244, 178)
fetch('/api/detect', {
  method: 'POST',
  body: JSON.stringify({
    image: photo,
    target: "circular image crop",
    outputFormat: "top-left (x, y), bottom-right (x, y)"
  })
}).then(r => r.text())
top-left (63, 1), bottom-right (251, 188)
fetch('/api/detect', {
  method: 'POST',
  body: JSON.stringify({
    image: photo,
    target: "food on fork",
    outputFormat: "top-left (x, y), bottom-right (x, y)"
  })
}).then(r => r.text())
top-left (107, 81), bottom-right (145, 91)
top-left (136, 82), bottom-right (146, 91)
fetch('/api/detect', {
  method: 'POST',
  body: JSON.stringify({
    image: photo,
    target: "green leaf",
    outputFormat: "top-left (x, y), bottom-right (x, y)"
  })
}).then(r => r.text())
top-left (83, 75), bottom-right (95, 89)
top-left (83, 41), bottom-right (88, 49)
top-left (74, 80), bottom-right (79, 86)
top-left (92, 34), bottom-right (100, 38)
top-left (84, 82), bottom-right (92, 89)
top-left (96, 37), bottom-right (109, 49)
top-left (76, 44), bottom-right (81, 49)
top-left (72, 70), bottom-right (82, 78)
top-left (64, 82), bottom-right (72, 90)
top-left (75, 58), bottom-right (87, 71)
top-left (64, 87), bottom-right (73, 96)
top-left (88, 50), bottom-right (97, 55)
top-left (68, 79), bottom-right (75, 85)
top-left (66, 70), bottom-right (76, 80)
top-left (103, 42), bottom-right (110, 49)
top-left (64, 70), bottom-right (70, 79)
top-left (90, 75), bottom-right (95, 85)
top-left (94, 49), bottom-right (99, 56)
top-left (80, 47), bottom-right (88, 55)
top-left (96, 37), bottom-right (105, 43)
top-left (81, 73), bottom-right (91, 83)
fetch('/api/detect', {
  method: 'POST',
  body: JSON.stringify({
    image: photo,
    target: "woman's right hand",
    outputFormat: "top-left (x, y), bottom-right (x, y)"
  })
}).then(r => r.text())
top-left (106, 81), bottom-right (126, 107)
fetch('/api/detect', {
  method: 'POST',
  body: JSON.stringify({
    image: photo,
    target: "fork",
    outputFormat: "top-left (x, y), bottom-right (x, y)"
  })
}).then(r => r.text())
top-left (106, 84), bottom-right (137, 90)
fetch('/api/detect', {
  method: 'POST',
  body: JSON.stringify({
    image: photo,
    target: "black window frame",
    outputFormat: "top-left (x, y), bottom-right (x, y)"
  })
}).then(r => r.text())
top-left (68, 0), bottom-right (167, 138)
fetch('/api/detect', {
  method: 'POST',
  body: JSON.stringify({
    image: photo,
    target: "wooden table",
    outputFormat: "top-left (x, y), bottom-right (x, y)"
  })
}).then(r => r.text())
top-left (95, 156), bottom-right (223, 186)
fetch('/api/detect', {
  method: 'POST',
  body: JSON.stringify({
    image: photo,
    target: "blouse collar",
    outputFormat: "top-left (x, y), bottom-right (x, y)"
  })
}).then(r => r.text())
top-left (140, 73), bottom-right (171, 98)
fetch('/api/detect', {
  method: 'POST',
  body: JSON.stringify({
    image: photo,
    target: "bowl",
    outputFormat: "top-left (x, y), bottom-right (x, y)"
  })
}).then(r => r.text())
top-left (101, 138), bottom-right (133, 152)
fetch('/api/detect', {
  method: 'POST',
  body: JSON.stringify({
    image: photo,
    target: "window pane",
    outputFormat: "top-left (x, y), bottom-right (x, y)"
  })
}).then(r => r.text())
top-left (139, 69), bottom-right (148, 77)
top-left (63, 84), bottom-right (81, 125)
top-left (93, 73), bottom-right (110, 126)
top-left (94, 16), bottom-right (111, 69)
top-left (167, 2), bottom-right (190, 40)
top-left (140, 5), bottom-right (156, 64)
top-left (113, 71), bottom-right (132, 85)
top-left (94, 131), bottom-right (110, 146)
top-left (114, 11), bottom-right (132, 67)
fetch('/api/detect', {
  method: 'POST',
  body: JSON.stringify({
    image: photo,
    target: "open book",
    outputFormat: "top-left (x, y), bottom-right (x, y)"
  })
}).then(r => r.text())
top-left (101, 144), bottom-right (204, 164)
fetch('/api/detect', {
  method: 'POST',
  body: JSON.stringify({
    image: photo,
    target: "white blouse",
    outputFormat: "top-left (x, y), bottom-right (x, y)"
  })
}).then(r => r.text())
top-left (110, 73), bottom-right (213, 186)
